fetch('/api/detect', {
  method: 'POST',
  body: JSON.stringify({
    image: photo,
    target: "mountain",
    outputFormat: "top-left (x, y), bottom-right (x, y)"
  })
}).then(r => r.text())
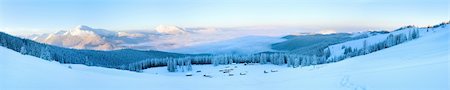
top-left (23, 25), bottom-right (222, 51)
top-left (1, 22), bottom-right (448, 89)
top-left (30, 25), bottom-right (120, 50)
top-left (67, 25), bottom-right (117, 36)
top-left (26, 25), bottom-right (165, 50)
top-left (21, 22), bottom-right (449, 56)
top-left (22, 25), bottom-right (319, 53)
top-left (272, 33), bottom-right (359, 51)
top-left (325, 22), bottom-right (449, 60)
top-left (0, 31), bottom-right (193, 69)
top-left (269, 31), bottom-right (388, 56)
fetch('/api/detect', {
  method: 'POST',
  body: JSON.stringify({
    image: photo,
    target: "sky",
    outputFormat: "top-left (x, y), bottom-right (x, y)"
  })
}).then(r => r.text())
top-left (0, 0), bottom-right (448, 35)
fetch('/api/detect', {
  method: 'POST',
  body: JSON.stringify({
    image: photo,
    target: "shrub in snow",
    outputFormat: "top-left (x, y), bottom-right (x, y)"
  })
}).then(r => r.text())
top-left (271, 69), bottom-right (278, 72)
top-left (228, 74), bottom-right (234, 76)
top-left (223, 71), bottom-right (230, 73)
top-left (185, 73), bottom-right (193, 76)
top-left (240, 72), bottom-right (247, 75)
top-left (68, 65), bottom-right (72, 69)
top-left (203, 74), bottom-right (212, 78)
top-left (222, 68), bottom-right (233, 73)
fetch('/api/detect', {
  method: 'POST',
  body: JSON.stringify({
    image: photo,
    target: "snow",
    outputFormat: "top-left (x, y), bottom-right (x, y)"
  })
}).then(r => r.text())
top-left (1, 28), bottom-right (448, 90)
top-left (326, 24), bottom-right (449, 59)
top-left (65, 25), bottom-right (117, 36)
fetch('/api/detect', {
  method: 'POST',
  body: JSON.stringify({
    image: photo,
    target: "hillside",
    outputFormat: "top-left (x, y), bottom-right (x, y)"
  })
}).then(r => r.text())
top-left (0, 32), bottom-right (191, 69)
top-left (325, 23), bottom-right (449, 60)
top-left (1, 24), bottom-right (447, 90)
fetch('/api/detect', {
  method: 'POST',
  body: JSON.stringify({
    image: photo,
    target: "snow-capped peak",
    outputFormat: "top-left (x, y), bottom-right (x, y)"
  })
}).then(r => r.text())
top-left (66, 25), bottom-right (117, 36)
top-left (54, 30), bottom-right (68, 35)
top-left (76, 25), bottom-right (93, 30)
top-left (155, 25), bottom-right (186, 35)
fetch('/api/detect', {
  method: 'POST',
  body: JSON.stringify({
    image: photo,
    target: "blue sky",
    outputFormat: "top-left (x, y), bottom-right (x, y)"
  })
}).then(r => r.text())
top-left (0, 0), bottom-right (448, 35)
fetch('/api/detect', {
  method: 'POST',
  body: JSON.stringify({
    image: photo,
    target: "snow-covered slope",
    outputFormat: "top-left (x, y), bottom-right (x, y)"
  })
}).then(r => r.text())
top-left (1, 25), bottom-right (448, 90)
top-left (326, 23), bottom-right (449, 59)
top-left (66, 25), bottom-right (117, 36)
top-left (0, 46), bottom-right (151, 89)
top-left (32, 25), bottom-right (121, 50)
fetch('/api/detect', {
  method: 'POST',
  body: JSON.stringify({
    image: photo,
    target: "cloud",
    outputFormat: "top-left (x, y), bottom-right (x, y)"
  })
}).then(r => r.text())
top-left (0, 27), bottom-right (47, 36)
top-left (318, 29), bottom-right (337, 34)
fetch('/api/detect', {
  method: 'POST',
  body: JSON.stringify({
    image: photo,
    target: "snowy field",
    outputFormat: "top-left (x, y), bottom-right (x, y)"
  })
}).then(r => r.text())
top-left (1, 30), bottom-right (448, 90)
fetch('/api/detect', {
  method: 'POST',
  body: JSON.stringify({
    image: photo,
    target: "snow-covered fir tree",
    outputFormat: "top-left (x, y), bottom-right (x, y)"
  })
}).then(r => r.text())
top-left (40, 46), bottom-right (52, 61)
top-left (20, 46), bottom-right (27, 55)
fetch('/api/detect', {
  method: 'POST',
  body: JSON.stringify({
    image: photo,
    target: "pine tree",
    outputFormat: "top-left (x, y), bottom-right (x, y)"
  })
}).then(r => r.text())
top-left (40, 47), bottom-right (52, 61)
top-left (385, 34), bottom-right (395, 47)
top-left (186, 59), bottom-right (192, 71)
top-left (84, 56), bottom-right (94, 66)
top-left (362, 40), bottom-right (369, 54)
top-left (167, 58), bottom-right (177, 72)
top-left (411, 29), bottom-right (420, 39)
top-left (20, 46), bottom-right (27, 55)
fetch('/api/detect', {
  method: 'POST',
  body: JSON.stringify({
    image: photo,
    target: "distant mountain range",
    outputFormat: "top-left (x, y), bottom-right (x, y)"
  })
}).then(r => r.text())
top-left (22, 25), bottom-right (370, 55)
top-left (23, 25), bottom-right (311, 55)
top-left (0, 31), bottom-right (196, 69)
top-left (24, 25), bottom-right (218, 51)
top-left (22, 21), bottom-right (450, 55)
